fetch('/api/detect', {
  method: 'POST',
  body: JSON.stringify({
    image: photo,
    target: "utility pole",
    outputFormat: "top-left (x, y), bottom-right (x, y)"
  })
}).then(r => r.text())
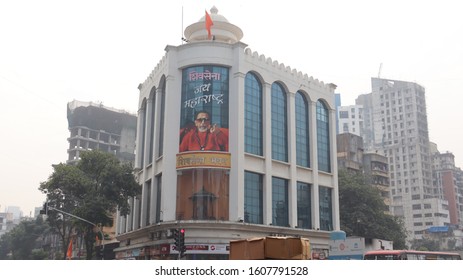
top-left (42, 203), bottom-right (105, 259)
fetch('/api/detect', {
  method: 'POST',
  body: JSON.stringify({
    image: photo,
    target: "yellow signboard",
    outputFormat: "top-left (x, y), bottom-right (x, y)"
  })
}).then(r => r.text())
top-left (176, 152), bottom-right (231, 169)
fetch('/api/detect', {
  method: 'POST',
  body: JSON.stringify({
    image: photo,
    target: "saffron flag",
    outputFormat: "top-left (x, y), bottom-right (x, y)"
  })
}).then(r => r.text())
top-left (205, 10), bottom-right (213, 39)
top-left (66, 239), bottom-right (73, 260)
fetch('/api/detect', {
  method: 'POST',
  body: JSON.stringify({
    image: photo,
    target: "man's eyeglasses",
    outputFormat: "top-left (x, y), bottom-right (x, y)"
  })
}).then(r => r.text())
top-left (196, 118), bottom-right (210, 122)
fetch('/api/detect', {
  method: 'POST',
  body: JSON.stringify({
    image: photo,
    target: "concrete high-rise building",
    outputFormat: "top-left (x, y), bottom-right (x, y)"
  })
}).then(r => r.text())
top-left (115, 7), bottom-right (339, 259)
top-left (356, 77), bottom-right (448, 241)
top-left (66, 100), bottom-right (137, 165)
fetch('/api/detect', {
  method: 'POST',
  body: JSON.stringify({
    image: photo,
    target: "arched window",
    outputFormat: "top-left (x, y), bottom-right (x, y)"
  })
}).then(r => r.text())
top-left (148, 87), bottom-right (156, 164)
top-left (295, 92), bottom-right (310, 167)
top-left (157, 80), bottom-right (166, 157)
top-left (271, 82), bottom-right (288, 162)
top-left (316, 100), bottom-right (330, 172)
top-left (244, 72), bottom-right (263, 155)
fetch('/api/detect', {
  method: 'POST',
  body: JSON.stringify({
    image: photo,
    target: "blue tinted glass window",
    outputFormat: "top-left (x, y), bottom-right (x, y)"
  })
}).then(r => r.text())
top-left (158, 83), bottom-right (165, 157)
top-left (272, 177), bottom-right (289, 227)
top-left (296, 92), bottom-right (310, 167)
top-left (244, 73), bottom-right (263, 155)
top-left (271, 83), bottom-right (288, 162)
top-left (244, 171), bottom-right (263, 224)
top-left (297, 182), bottom-right (312, 229)
top-left (319, 186), bottom-right (333, 231)
top-left (148, 88), bottom-right (156, 164)
top-left (317, 101), bottom-right (330, 172)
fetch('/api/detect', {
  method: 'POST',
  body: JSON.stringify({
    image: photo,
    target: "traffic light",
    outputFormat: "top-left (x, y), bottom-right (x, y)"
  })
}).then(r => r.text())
top-left (179, 228), bottom-right (185, 248)
top-left (179, 228), bottom-right (186, 258)
top-left (172, 229), bottom-right (180, 248)
top-left (39, 202), bottom-right (48, 215)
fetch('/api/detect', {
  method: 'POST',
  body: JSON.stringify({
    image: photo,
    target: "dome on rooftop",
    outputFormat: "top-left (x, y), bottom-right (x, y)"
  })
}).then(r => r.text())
top-left (198, 6), bottom-right (229, 23)
top-left (184, 6), bottom-right (243, 44)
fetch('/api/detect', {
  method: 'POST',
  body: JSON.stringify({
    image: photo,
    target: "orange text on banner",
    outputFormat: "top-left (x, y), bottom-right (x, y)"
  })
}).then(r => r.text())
top-left (176, 152), bottom-right (231, 169)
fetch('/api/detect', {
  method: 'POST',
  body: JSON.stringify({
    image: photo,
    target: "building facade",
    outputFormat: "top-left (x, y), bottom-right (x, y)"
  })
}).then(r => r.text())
top-left (66, 100), bottom-right (137, 165)
top-left (0, 212), bottom-right (14, 237)
top-left (431, 143), bottom-right (463, 227)
top-left (115, 7), bottom-right (340, 260)
top-left (363, 152), bottom-right (391, 211)
top-left (356, 78), bottom-right (448, 241)
top-left (336, 133), bottom-right (364, 172)
top-left (337, 105), bottom-right (364, 136)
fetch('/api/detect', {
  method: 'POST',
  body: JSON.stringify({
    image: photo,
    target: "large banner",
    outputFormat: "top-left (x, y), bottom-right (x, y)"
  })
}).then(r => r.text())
top-left (176, 65), bottom-right (230, 221)
top-left (178, 65), bottom-right (229, 154)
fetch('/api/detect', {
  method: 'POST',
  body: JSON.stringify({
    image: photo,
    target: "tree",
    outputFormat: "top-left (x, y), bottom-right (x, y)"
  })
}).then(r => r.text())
top-left (39, 150), bottom-right (141, 259)
top-left (410, 237), bottom-right (440, 251)
top-left (338, 169), bottom-right (407, 249)
top-left (0, 217), bottom-right (50, 260)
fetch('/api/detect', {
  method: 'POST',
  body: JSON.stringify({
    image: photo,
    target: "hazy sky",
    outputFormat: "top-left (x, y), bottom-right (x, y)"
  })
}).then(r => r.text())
top-left (1, 0), bottom-right (462, 216)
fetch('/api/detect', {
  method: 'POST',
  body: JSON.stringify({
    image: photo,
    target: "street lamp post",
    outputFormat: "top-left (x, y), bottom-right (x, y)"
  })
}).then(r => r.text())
top-left (45, 204), bottom-right (104, 259)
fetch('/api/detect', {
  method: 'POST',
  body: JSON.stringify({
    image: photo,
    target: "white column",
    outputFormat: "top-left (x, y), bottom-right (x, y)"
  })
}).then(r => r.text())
top-left (230, 71), bottom-right (246, 221)
top-left (263, 82), bottom-right (273, 225)
top-left (310, 100), bottom-right (320, 229)
top-left (144, 96), bottom-right (154, 165)
top-left (330, 107), bottom-right (340, 230)
top-left (135, 107), bottom-right (145, 170)
top-left (140, 96), bottom-right (154, 227)
top-left (288, 91), bottom-right (298, 228)
top-left (126, 197), bottom-right (134, 232)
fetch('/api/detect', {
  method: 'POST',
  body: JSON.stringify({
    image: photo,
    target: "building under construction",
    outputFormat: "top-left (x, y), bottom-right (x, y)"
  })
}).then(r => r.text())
top-left (66, 100), bottom-right (137, 165)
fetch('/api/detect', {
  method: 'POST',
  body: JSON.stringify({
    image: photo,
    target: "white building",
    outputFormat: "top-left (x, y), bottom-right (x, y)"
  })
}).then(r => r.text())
top-left (356, 78), bottom-right (447, 242)
top-left (337, 105), bottom-right (364, 136)
top-left (6, 206), bottom-right (22, 225)
top-left (115, 7), bottom-right (339, 260)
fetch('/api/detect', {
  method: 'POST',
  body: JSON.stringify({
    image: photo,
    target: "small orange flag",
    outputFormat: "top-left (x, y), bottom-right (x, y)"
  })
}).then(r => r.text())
top-left (205, 10), bottom-right (213, 39)
top-left (66, 238), bottom-right (73, 260)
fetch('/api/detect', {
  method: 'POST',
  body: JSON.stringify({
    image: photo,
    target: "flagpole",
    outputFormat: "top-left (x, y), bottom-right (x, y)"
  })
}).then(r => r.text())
top-left (181, 6), bottom-right (184, 44)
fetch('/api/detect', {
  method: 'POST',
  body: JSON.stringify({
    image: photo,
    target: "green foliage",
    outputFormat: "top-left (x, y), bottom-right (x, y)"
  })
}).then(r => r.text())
top-left (410, 238), bottom-right (440, 251)
top-left (0, 231), bottom-right (12, 259)
top-left (31, 248), bottom-right (49, 260)
top-left (39, 150), bottom-right (141, 259)
top-left (0, 217), bottom-right (50, 260)
top-left (338, 169), bottom-right (407, 249)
